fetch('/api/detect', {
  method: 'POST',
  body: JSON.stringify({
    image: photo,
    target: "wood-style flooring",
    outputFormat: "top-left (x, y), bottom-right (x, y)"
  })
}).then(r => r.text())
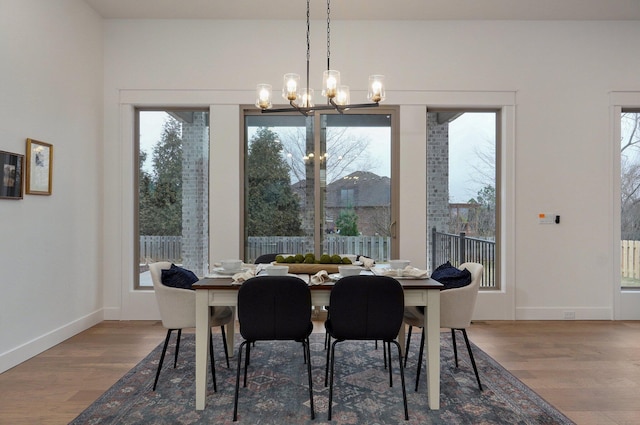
top-left (0, 320), bottom-right (639, 424)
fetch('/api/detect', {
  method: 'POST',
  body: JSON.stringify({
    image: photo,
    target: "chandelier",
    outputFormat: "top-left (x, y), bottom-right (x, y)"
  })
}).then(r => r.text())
top-left (255, 0), bottom-right (385, 116)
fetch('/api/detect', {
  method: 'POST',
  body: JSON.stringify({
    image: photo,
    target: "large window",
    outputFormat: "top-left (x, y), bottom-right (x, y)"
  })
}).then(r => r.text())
top-left (620, 109), bottom-right (640, 289)
top-left (243, 109), bottom-right (397, 263)
top-left (135, 108), bottom-right (210, 287)
top-left (427, 110), bottom-right (499, 289)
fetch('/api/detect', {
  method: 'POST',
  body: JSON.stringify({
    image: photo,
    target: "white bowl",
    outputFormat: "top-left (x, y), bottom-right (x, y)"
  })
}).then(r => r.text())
top-left (389, 259), bottom-right (410, 270)
top-left (265, 265), bottom-right (289, 276)
top-left (338, 265), bottom-right (361, 277)
top-left (221, 259), bottom-right (243, 272)
top-left (340, 254), bottom-right (358, 263)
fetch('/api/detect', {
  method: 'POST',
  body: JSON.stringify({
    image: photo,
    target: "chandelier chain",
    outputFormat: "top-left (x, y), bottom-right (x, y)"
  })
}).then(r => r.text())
top-left (326, 0), bottom-right (331, 71)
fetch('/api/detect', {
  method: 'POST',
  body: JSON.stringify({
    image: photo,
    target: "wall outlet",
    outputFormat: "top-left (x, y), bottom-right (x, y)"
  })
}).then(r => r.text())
top-left (563, 311), bottom-right (575, 320)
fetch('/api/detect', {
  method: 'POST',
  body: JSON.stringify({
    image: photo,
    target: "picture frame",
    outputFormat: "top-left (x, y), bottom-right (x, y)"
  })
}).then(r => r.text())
top-left (0, 150), bottom-right (24, 199)
top-left (26, 138), bottom-right (53, 195)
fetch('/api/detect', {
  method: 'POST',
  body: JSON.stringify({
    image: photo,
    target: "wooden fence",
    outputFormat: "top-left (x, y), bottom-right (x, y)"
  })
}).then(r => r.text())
top-left (621, 240), bottom-right (640, 279)
top-left (140, 235), bottom-right (391, 264)
top-left (140, 235), bottom-right (182, 263)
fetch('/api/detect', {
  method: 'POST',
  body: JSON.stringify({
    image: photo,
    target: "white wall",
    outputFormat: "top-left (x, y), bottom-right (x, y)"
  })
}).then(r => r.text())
top-left (0, 0), bottom-right (104, 373)
top-left (101, 18), bottom-right (640, 322)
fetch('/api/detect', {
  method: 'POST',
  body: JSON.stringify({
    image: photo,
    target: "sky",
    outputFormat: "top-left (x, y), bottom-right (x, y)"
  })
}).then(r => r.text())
top-left (139, 110), bottom-right (496, 202)
top-left (448, 113), bottom-right (496, 203)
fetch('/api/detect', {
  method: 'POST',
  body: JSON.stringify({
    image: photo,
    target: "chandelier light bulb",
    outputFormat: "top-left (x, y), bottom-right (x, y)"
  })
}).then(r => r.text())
top-left (300, 88), bottom-right (314, 108)
top-left (368, 75), bottom-right (385, 103)
top-left (322, 70), bottom-right (340, 99)
top-left (335, 86), bottom-right (350, 106)
top-left (255, 84), bottom-right (272, 109)
top-left (283, 73), bottom-right (300, 101)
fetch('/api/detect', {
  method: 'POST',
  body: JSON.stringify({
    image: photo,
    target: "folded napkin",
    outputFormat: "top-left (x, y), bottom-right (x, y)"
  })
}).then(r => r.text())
top-left (232, 269), bottom-right (256, 283)
top-left (358, 255), bottom-right (376, 269)
top-left (310, 270), bottom-right (330, 285)
top-left (383, 266), bottom-right (429, 278)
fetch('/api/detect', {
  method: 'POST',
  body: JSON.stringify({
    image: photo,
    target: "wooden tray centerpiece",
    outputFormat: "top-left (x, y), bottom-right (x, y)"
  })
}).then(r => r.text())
top-left (273, 254), bottom-right (354, 274)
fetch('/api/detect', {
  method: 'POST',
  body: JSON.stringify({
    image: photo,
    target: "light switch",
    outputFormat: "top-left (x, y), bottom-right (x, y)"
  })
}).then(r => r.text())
top-left (539, 213), bottom-right (559, 224)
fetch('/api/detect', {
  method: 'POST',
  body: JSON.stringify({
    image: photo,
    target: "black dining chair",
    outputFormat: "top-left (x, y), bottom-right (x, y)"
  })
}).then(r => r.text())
top-left (253, 253), bottom-right (280, 264)
top-left (324, 275), bottom-right (409, 421)
top-left (233, 276), bottom-right (315, 421)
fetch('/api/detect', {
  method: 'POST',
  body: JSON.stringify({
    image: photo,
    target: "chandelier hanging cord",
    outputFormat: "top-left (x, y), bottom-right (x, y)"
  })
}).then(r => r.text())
top-left (306, 0), bottom-right (311, 102)
top-left (326, 0), bottom-right (331, 74)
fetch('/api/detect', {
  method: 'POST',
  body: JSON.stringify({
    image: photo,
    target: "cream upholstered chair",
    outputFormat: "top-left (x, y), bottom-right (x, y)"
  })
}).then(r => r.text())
top-left (149, 261), bottom-right (233, 391)
top-left (403, 262), bottom-right (484, 391)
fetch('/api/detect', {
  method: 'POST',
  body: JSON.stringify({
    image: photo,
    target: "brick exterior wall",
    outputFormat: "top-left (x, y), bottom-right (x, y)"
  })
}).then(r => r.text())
top-left (181, 112), bottom-right (209, 276)
top-left (427, 113), bottom-right (450, 268)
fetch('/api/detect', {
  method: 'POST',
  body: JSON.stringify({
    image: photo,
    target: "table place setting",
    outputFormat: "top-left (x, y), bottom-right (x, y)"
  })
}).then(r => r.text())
top-left (370, 259), bottom-right (430, 279)
top-left (205, 259), bottom-right (254, 279)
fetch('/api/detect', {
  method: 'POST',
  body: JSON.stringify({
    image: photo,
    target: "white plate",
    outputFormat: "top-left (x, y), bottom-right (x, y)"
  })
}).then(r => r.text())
top-left (211, 267), bottom-right (249, 275)
top-left (370, 267), bottom-right (428, 279)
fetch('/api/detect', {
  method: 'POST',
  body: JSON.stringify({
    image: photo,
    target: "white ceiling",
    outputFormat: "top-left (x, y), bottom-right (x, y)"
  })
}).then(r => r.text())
top-left (83, 0), bottom-right (640, 21)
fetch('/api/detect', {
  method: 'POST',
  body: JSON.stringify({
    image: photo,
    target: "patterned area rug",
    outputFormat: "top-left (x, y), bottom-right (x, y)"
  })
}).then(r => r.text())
top-left (70, 332), bottom-right (574, 424)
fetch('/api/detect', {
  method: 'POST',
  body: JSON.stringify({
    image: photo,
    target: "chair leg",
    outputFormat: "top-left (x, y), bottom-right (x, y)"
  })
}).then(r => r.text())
top-left (243, 341), bottom-right (251, 387)
top-left (209, 329), bottom-right (217, 393)
top-left (153, 329), bottom-right (173, 391)
top-left (328, 339), bottom-right (339, 421)
top-left (304, 338), bottom-right (315, 420)
top-left (324, 335), bottom-right (331, 387)
top-left (460, 329), bottom-right (483, 391)
top-left (451, 328), bottom-right (459, 367)
top-left (383, 339), bottom-right (388, 369)
top-left (404, 325), bottom-right (413, 367)
top-left (221, 325), bottom-right (230, 368)
top-left (173, 329), bottom-right (182, 368)
top-left (233, 340), bottom-right (248, 421)
top-left (391, 340), bottom-right (410, 420)
top-left (387, 341), bottom-right (394, 387)
top-left (414, 328), bottom-right (425, 392)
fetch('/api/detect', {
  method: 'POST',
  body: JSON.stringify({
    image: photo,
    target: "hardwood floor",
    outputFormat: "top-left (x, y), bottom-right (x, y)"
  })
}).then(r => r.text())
top-left (0, 320), bottom-right (639, 424)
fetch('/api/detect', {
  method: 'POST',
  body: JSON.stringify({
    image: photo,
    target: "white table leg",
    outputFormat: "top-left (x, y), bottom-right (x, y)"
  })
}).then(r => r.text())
top-left (425, 289), bottom-right (440, 409)
top-left (226, 306), bottom-right (236, 357)
top-left (397, 323), bottom-right (406, 357)
top-left (195, 290), bottom-right (210, 410)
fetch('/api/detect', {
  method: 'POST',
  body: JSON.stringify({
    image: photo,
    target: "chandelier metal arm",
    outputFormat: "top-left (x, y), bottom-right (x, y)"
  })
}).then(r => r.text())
top-left (261, 100), bottom-right (379, 115)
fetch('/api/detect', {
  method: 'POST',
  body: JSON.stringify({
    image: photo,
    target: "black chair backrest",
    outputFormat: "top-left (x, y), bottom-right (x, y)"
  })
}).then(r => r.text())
top-left (238, 276), bottom-right (312, 341)
top-left (254, 253), bottom-right (279, 264)
top-left (328, 275), bottom-right (404, 341)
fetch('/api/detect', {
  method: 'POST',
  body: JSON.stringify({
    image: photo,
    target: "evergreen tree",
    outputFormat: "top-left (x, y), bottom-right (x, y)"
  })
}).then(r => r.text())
top-left (139, 117), bottom-right (183, 235)
top-left (247, 128), bottom-right (302, 236)
top-left (336, 205), bottom-right (359, 236)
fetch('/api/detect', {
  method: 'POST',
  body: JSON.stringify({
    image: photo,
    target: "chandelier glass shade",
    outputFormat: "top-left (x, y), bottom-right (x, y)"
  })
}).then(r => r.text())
top-left (255, 0), bottom-right (385, 116)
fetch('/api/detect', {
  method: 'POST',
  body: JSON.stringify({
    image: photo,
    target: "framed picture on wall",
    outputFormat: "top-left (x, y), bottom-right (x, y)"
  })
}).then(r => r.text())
top-left (26, 138), bottom-right (53, 195)
top-left (0, 150), bottom-right (24, 199)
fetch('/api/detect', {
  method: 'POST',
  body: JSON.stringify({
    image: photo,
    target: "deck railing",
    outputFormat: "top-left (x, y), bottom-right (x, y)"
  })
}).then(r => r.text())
top-left (431, 228), bottom-right (497, 289)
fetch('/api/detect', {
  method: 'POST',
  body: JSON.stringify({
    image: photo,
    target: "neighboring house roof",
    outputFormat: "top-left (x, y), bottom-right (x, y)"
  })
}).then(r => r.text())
top-left (291, 170), bottom-right (390, 208)
top-left (326, 171), bottom-right (390, 208)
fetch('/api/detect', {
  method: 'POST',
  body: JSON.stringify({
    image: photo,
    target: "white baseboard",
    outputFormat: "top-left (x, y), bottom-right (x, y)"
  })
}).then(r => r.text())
top-left (515, 307), bottom-right (613, 321)
top-left (103, 306), bottom-right (121, 320)
top-left (0, 310), bottom-right (103, 374)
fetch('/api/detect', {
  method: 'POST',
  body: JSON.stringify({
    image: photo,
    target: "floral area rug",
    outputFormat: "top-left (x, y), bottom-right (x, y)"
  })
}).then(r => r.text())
top-left (70, 332), bottom-right (575, 425)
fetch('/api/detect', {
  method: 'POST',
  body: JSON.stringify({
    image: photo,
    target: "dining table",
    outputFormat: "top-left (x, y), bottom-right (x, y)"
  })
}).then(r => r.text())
top-left (192, 270), bottom-right (443, 411)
